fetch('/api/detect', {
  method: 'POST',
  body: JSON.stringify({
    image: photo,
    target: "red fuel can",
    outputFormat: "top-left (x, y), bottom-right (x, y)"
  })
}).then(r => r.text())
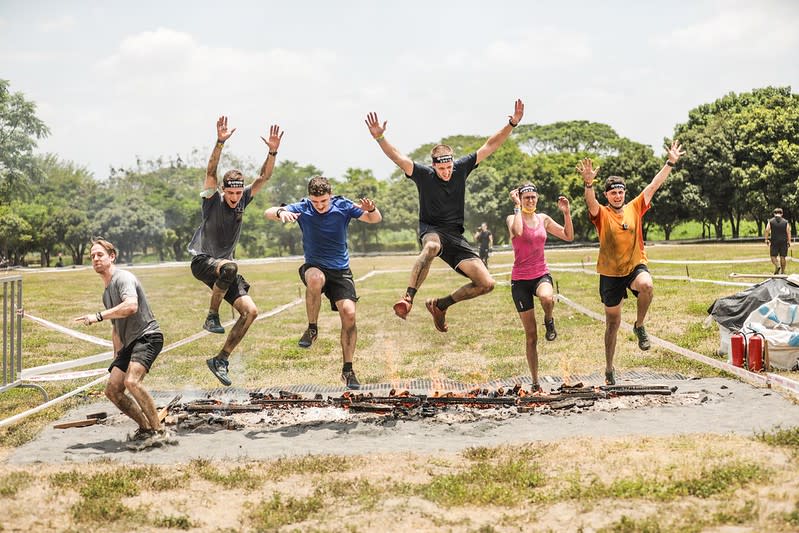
top-left (730, 331), bottom-right (746, 368)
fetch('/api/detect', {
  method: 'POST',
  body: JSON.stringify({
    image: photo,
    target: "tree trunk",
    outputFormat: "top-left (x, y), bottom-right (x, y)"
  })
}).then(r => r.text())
top-left (663, 225), bottom-right (672, 241)
top-left (714, 218), bottom-right (724, 239)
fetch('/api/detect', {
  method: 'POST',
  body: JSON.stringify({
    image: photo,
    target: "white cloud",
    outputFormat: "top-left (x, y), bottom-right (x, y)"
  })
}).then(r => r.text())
top-left (655, 2), bottom-right (799, 56)
top-left (37, 15), bottom-right (75, 33)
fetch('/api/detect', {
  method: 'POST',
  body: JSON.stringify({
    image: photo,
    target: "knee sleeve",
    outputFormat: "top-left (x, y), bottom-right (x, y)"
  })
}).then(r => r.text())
top-left (215, 262), bottom-right (238, 290)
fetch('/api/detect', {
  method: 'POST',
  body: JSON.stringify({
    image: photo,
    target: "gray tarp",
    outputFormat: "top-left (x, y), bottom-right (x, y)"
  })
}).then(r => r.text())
top-left (708, 278), bottom-right (799, 331)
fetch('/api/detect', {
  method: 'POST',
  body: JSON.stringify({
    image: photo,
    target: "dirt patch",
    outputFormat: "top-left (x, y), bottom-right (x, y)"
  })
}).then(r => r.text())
top-left (8, 376), bottom-right (799, 465)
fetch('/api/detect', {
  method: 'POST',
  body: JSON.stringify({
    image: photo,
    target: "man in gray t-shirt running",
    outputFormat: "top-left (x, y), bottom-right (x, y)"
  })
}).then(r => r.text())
top-left (188, 115), bottom-right (283, 386)
top-left (75, 239), bottom-right (174, 449)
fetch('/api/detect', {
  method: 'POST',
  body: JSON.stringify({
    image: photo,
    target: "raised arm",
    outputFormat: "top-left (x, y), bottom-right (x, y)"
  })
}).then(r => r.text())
top-left (251, 124), bottom-right (284, 196)
top-left (365, 112), bottom-right (414, 176)
top-left (544, 196), bottom-right (574, 242)
top-left (577, 158), bottom-right (601, 218)
top-left (507, 188), bottom-right (524, 238)
top-left (355, 197), bottom-right (382, 224)
top-left (642, 140), bottom-right (685, 205)
top-left (205, 116), bottom-right (236, 191)
top-left (476, 99), bottom-right (524, 164)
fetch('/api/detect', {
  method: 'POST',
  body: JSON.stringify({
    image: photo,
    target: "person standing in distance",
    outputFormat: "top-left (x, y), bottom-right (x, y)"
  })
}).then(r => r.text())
top-left (765, 208), bottom-right (791, 275)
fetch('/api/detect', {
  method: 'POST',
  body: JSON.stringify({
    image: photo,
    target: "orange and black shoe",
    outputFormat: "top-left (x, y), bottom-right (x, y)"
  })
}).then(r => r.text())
top-left (425, 298), bottom-right (448, 333)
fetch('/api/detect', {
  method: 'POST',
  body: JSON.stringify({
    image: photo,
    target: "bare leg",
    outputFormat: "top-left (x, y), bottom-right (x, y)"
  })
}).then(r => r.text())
top-left (771, 255), bottom-right (780, 273)
top-left (105, 367), bottom-right (149, 429)
top-left (536, 282), bottom-right (555, 322)
top-left (629, 271), bottom-right (654, 328)
top-left (303, 267), bottom-right (324, 325)
top-left (222, 295), bottom-right (258, 354)
top-left (449, 258), bottom-right (496, 303)
top-left (337, 299), bottom-right (357, 364)
top-left (407, 234), bottom-right (441, 291)
top-left (123, 362), bottom-right (161, 431)
top-left (518, 309), bottom-right (538, 384)
top-left (604, 303), bottom-right (622, 372)
top-left (780, 255), bottom-right (787, 273)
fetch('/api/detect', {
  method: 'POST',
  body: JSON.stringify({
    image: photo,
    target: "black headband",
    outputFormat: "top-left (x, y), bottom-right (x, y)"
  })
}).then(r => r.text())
top-left (606, 182), bottom-right (626, 192)
top-left (432, 154), bottom-right (453, 164)
top-left (223, 179), bottom-right (245, 189)
top-left (518, 185), bottom-right (537, 194)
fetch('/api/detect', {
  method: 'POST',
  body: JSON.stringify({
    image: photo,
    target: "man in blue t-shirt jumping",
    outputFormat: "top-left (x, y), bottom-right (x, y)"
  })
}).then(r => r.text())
top-left (265, 176), bottom-right (382, 389)
top-left (364, 99), bottom-right (524, 333)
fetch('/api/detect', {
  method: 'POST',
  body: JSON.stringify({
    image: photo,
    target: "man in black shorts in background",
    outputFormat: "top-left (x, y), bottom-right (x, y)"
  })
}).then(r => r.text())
top-left (474, 222), bottom-right (493, 266)
top-left (766, 208), bottom-right (792, 275)
top-left (365, 99), bottom-right (524, 332)
top-left (188, 115), bottom-right (283, 386)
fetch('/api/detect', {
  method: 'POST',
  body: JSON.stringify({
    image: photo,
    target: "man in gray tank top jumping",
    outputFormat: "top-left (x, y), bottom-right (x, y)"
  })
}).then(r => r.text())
top-left (188, 115), bottom-right (284, 386)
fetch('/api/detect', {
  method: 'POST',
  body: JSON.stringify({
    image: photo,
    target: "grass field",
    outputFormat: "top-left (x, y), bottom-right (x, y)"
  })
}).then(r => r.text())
top-left (1, 243), bottom-right (799, 531)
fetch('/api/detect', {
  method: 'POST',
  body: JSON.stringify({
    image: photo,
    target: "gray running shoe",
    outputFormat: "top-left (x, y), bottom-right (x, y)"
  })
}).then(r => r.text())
top-left (604, 369), bottom-right (616, 386)
top-left (341, 370), bottom-right (361, 390)
top-left (203, 313), bottom-right (225, 334)
top-left (298, 328), bottom-right (318, 348)
top-left (126, 427), bottom-right (155, 443)
top-left (632, 324), bottom-right (651, 350)
top-left (206, 357), bottom-right (232, 386)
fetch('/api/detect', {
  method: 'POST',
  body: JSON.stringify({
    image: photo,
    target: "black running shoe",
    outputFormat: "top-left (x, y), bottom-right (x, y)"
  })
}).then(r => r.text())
top-left (605, 368), bottom-right (616, 386)
top-left (341, 370), bottom-right (361, 390)
top-left (203, 313), bottom-right (225, 334)
top-left (544, 318), bottom-right (557, 341)
top-left (298, 328), bottom-right (318, 348)
top-left (206, 357), bottom-right (232, 386)
top-left (633, 324), bottom-right (651, 350)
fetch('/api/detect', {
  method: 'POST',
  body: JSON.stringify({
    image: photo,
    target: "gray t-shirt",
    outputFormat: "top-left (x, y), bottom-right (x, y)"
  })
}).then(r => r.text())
top-left (187, 186), bottom-right (253, 259)
top-left (103, 269), bottom-right (160, 349)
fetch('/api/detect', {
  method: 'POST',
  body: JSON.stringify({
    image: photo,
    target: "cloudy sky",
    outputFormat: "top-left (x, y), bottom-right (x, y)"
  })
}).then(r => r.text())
top-left (1, 0), bottom-right (797, 181)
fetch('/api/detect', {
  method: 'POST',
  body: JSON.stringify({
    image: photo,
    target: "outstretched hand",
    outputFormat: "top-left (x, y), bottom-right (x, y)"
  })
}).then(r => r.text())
top-left (260, 124), bottom-right (284, 153)
top-left (216, 116), bottom-right (236, 143)
top-left (277, 209), bottom-right (300, 223)
top-left (576, 158), bottom-right (600, 185)
top-left (666, 139), bottom-right (685, 164)
top-left (356, 198), bottom-right (376, 212)
top-left (508, 99), bottom-right (524, 126)
top-left (365, 112), bottom-right (387, 139)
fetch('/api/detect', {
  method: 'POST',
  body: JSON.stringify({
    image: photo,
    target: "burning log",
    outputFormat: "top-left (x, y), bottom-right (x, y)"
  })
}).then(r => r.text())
top-left (185, 402), bottom-right (263, 414)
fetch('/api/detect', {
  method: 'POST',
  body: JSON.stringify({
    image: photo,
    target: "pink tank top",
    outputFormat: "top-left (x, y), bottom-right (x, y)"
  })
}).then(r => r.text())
top-left (511, 214), bottom-right (549, 280)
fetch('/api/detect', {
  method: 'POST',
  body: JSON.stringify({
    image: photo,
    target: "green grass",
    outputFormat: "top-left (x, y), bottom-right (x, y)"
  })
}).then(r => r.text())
top-left (0, 471), bottom-right (34, 498)
top-left (755, 426), bottom-right (799, 450)
top-left (246, 492), bottom-right (324, 531)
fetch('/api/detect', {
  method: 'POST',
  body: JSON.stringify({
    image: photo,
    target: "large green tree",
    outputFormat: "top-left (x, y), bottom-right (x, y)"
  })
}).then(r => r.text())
top-left (674, 86), bottom-right (799, 238)
top-left (0, 80), bottom-right (50, 202)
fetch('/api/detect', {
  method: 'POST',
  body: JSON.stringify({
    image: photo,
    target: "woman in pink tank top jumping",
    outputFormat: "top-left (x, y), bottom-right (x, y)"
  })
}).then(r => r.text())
top-left (507, 183), bottom-right (573, 392)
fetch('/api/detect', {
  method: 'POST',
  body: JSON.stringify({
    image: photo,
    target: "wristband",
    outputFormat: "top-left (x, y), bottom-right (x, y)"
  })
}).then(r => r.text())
top-left (269, 151), bottom-right (278, 156)
top-left (584, 183), bottom-right (593, 188)
top-left (216, 140), bottom-right (225, 146)
top-left (514, 207), bottom-right (521, 213)
top-left (368, 207), bottom-right (376, 213)
top-left (96, 312), bottom-right (103, 322)
top-left (509, 118), bottom-right (518, 128)
top-left (276, 207), bottom-right (285, 218)
top-left (374, 134), bottom-right (385, 142)
top-left (666, 160), bottom-right (675, 167)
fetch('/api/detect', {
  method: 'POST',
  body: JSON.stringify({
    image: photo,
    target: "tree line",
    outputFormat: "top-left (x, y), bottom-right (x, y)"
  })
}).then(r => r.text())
top-left (1, 80), bottom-right (798, 266)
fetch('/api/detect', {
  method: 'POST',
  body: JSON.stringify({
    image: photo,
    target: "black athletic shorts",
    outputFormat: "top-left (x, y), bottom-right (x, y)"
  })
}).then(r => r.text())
top-left (599, 264), bottom-right (649, 307)
top-left (299, 264), bottom-right (358, 312)
top-left (419, 224), bottom-right (480, 277)
top-left (109, 332), bottom-right (163, 373)
top-left (510, 274), bottom-right (554, 312)
top-left (191, 254), bottom-right (250, 305)
top-left (770, 242), bottom-right (789, 257)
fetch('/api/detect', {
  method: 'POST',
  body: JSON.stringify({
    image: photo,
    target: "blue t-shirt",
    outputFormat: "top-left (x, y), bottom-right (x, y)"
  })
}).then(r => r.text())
top-left (285, 196), bottom-right (364, 270)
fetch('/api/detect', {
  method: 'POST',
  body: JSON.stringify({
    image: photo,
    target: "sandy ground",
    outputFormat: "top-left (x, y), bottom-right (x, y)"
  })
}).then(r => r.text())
top-left (8, 375), bottom-right (799, 465)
